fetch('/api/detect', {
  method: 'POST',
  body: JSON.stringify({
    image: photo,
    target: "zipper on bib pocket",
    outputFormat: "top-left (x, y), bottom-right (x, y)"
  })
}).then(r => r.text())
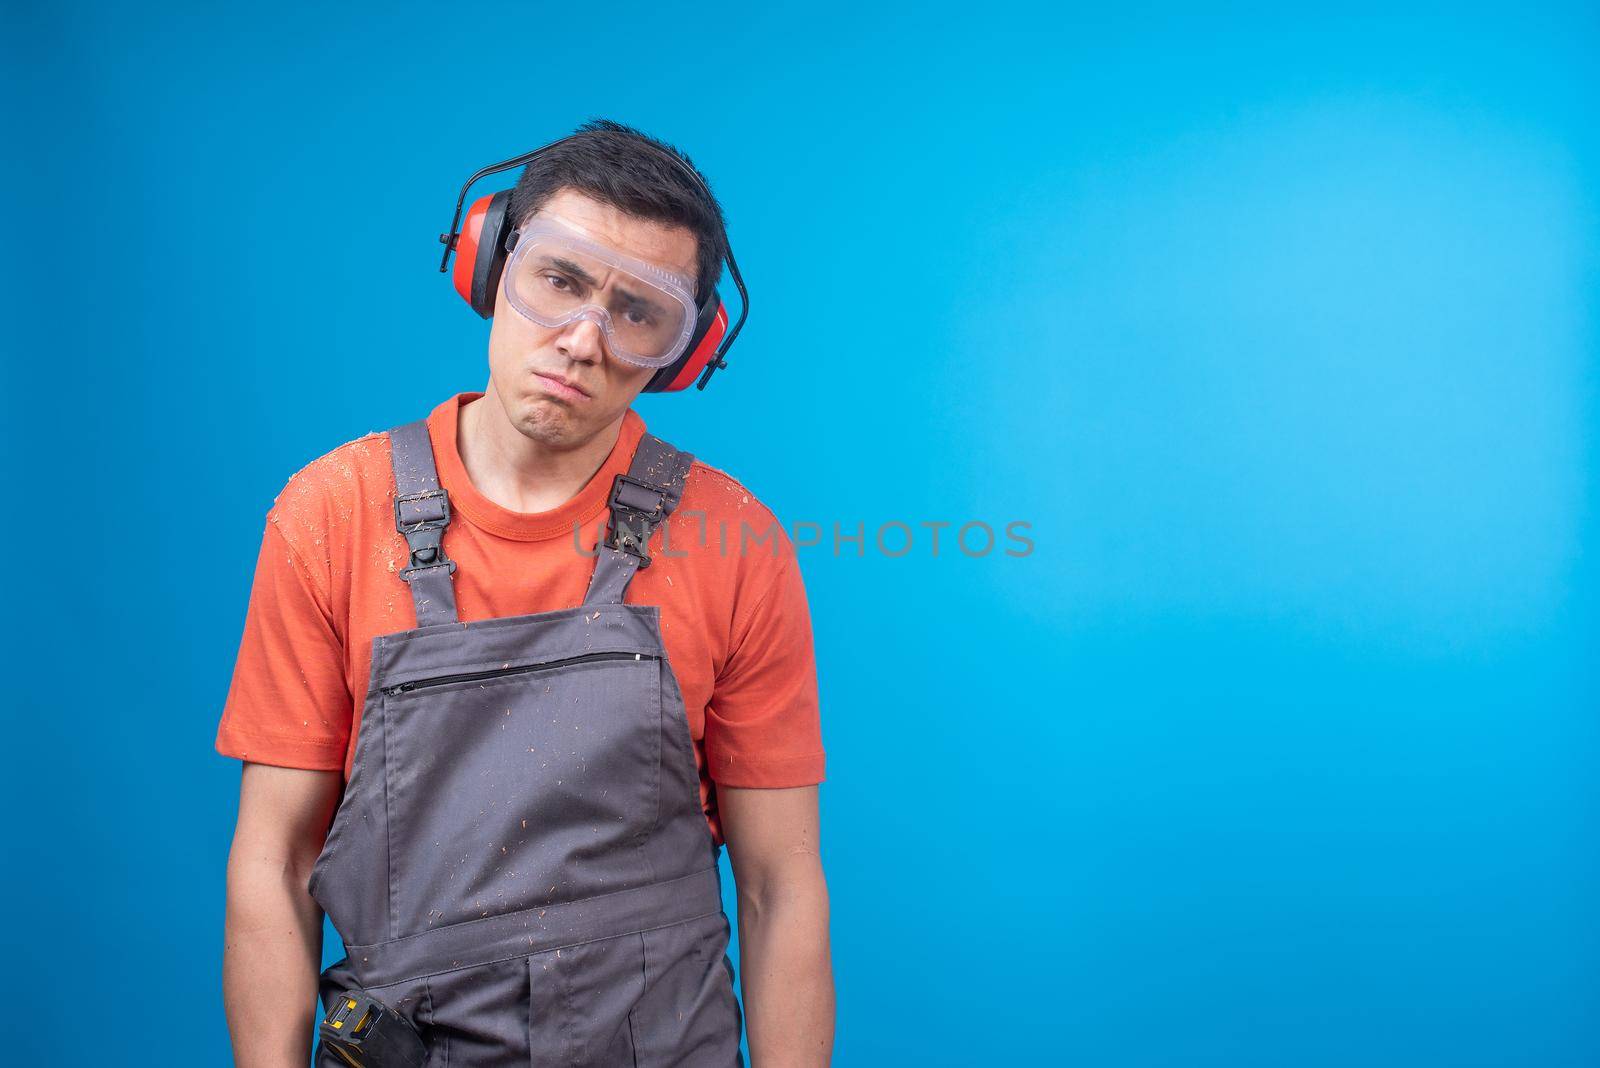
top-left (383, 651), bottom-right (652, 695)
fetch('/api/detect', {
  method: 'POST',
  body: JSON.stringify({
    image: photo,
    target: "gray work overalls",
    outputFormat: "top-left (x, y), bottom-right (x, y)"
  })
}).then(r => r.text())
top-left (308, 419), bottom-right (745, 1066)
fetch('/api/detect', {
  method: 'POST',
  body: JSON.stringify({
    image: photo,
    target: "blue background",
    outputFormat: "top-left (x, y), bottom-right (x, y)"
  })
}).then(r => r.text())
top-left (5, 3), bottom-right (1596, 1065)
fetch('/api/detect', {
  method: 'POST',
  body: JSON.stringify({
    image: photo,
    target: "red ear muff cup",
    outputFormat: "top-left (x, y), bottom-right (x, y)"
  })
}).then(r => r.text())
top-left (451, 194), bottom-right (490, 310)
top-left (453, 190), bottom-right (513, 319)
top-left (644, 297), bottom-right (727, 393)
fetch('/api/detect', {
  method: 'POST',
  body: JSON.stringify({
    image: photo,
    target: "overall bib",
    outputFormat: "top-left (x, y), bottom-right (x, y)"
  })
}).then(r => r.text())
top-left (309, 419), bottom-right (745, 1066)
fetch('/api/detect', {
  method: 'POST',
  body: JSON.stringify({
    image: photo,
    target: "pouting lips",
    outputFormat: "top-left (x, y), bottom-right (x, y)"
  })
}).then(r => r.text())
top-left (532, 371), bottom-right (591, 401)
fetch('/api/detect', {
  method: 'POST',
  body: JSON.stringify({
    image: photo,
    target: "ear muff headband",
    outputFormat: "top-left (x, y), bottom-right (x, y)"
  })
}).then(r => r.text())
top-left (438, 136), bottom-right (748, 391)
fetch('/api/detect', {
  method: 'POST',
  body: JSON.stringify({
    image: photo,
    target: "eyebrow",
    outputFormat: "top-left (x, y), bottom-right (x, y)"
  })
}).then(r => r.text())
top-left (543, 256), bottom-right (599, 287)
top-left (614, 284), bottom-right (668, 315)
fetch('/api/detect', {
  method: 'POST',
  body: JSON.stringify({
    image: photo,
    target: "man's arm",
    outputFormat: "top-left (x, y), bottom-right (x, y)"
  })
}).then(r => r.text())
top-left (720, 784), bottom-right (834, 1067)
top-left (224, 762), bottom-right (343, 1068)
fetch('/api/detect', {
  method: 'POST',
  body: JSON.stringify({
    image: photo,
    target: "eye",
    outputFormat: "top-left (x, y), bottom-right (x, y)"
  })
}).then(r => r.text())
top-left (542, 272), bottom-right (577, 293)
top-left (623, 306), bottom-right (656, 326)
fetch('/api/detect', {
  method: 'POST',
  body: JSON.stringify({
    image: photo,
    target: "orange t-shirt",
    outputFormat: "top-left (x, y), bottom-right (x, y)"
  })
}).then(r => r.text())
top-left (215, 392), bottom-right (825, 846)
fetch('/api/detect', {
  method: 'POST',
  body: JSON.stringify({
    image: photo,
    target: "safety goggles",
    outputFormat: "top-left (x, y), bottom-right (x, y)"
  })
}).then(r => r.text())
top-left (500, 216), bottom-right (700, 368)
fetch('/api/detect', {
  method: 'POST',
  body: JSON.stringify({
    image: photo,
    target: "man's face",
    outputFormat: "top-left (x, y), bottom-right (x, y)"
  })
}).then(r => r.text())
top-left (486, 187), bottom-right (700, 449)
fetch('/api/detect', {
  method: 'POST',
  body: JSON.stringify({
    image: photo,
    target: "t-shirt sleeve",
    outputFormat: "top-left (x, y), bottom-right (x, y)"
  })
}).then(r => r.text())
top-left (214, 516), bottom-right (353, 770)
top-left (704, 546), bottom-right (826, 789)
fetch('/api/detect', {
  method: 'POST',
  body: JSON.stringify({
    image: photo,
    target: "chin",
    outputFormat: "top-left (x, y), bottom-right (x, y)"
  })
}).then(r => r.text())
top-left (511, 397), bottom-right (574, 442)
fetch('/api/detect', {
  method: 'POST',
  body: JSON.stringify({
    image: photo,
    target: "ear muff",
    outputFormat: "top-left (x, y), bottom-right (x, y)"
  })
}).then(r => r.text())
top-left (644, 293), bottom-right (728, 393)
top-left (451, 190), bottom-right (515, 318)
top-left (442, 139), bottom-right (747, 391)
top-left (454, 190), bottom-right (726, 390)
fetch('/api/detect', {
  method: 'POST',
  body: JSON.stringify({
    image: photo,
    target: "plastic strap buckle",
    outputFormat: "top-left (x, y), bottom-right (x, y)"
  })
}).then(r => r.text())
top-left (604, 473), bottom-right (668, 568)
top-left (394, 488), bottom-right (451, 532)
top-left (394, 488), bottom-right (457, 579)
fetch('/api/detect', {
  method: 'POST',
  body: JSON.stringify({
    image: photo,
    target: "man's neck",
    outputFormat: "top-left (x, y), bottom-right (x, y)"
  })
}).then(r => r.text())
top-left (457, 389), bottom-right (624, 515)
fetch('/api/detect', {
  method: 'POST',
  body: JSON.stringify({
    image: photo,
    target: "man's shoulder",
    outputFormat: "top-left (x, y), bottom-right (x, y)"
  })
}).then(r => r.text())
top-left (266, 428), bottom-right (392, 544)
top-left (676, 456), bottom-right (800, 571)
top-left (682, 457), bottom-right (782, 526)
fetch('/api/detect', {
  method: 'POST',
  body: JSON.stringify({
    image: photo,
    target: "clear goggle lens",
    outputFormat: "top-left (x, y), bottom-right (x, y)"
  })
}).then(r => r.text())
top-left (501, 219), bottom-right (698, 368)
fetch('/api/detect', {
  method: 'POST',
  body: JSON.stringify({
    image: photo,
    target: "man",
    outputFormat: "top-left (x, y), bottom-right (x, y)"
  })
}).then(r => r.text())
top-left (217, 119), bottom-right (833, 1067)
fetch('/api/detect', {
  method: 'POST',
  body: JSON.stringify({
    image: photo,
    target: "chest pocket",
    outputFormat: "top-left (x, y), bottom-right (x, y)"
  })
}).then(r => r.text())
top-left (382, 647), bottom-right (664, 937)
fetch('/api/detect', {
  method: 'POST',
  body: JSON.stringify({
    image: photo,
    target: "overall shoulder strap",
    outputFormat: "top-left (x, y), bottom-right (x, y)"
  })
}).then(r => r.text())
top-left (389, 419), bottom-right (460, 627)
top-left (583, 433), bottom-right (695, 605)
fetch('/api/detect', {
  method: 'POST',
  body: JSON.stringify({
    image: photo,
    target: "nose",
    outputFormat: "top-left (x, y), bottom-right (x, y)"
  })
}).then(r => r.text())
top-left (555, 313), bottom-right (608, 365)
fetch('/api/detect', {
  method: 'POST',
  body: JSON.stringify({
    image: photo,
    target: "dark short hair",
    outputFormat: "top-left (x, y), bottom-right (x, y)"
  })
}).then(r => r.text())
top-left (507, 118), bottom-right (727, 304)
